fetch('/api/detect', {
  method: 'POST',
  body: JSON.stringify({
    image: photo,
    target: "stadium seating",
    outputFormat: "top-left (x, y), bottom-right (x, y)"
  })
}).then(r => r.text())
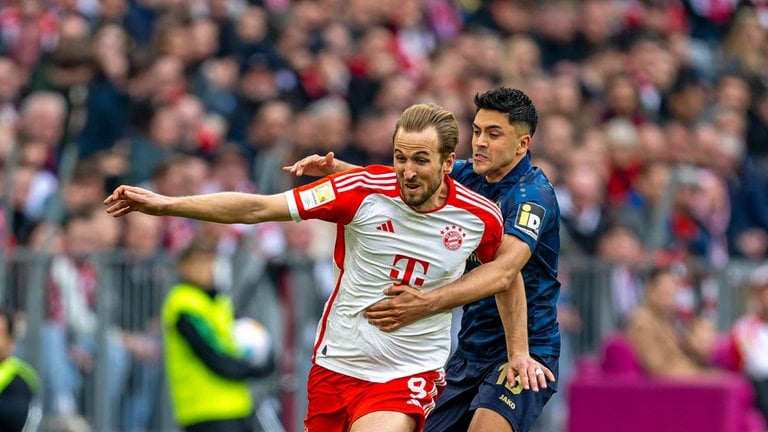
top-left (567, 332), bottom-right (767, 432)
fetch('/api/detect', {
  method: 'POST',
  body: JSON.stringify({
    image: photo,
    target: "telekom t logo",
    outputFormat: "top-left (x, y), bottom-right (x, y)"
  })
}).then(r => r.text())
top-left (389, 254), bottom-right (430, 287)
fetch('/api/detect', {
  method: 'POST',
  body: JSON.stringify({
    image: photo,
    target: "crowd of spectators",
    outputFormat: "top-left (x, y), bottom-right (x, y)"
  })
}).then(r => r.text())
top-left (1, 0), bottom-right (768, 430)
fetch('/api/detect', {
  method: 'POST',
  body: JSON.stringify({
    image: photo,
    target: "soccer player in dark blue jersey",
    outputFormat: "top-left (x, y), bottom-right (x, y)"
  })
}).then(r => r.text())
top-left (285, 87), bottom-right (561, 432)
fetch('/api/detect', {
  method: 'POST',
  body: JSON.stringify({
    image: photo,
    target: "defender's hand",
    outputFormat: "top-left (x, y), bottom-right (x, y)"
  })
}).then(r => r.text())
top-left (364, 285), bottom-right (431, 332)
top-left (507, 353), bottom-right (555, 392)
top-left (283, 152), bottom-right (338, 177)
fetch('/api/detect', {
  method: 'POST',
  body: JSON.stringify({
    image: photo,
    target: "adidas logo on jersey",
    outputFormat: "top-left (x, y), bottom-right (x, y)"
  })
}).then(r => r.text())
top-left (376, 220), bottom-right (395, 233)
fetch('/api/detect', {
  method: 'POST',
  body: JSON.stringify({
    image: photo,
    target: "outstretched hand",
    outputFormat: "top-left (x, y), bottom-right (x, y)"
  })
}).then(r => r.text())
top-left (507, 352), bottom-right (555, 392)
top-left (103, 185), bottom-right (169, 218)
top-left (283, 152), bottom-right (338, 177)
top-left (364, 285), bottom-right (432, 332)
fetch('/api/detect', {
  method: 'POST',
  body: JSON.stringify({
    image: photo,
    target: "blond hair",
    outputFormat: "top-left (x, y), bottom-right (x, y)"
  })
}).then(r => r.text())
top-left (393, 103), bottom-right (459, 160)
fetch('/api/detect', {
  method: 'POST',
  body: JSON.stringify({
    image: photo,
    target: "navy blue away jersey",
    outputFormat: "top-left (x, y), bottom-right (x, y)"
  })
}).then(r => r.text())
top-left (451, 155), bottom-right (561, 360)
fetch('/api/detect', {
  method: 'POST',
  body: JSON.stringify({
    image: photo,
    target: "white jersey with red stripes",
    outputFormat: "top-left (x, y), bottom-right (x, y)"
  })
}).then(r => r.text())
top-left (284, 165), bottom-right (503, 382)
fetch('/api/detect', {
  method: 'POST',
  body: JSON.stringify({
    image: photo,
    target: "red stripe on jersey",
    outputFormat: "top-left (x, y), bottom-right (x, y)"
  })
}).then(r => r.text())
top-left (311, 273), bottom-right (342, 363)
top-left (454, 184), bottom-right (503, 225)
top-left (335, 170), bottom-right (398, 194)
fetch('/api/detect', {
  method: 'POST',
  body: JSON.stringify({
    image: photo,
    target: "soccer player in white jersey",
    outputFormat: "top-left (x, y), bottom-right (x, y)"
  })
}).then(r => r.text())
top-left (104, 103), bottom-right (506, 432)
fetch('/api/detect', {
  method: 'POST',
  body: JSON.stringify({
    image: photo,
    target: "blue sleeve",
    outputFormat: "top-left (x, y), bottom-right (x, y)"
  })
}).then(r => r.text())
top-left (501, 187), bottom-right (557, 253)
top-left (450, 159), bottom-right (473, 182)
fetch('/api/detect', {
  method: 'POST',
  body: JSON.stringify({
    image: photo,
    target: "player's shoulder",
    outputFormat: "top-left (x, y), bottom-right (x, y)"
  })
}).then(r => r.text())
top-left (453, 181), bottom-right (503, 225)
top-left (450, 159), bottom-right (476, 183)
top-left (506, 168), bottom-right (558, 207)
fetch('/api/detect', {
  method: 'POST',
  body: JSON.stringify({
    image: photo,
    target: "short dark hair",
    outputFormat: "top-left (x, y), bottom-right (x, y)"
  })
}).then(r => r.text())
top-left (474, 87), bottom-right (538, 136)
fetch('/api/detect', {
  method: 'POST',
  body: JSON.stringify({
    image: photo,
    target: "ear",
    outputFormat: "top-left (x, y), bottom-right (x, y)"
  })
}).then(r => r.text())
top-left (443, 152), bottom-right (456, 174)
top-left (518, 134), bottom-right (531, 155)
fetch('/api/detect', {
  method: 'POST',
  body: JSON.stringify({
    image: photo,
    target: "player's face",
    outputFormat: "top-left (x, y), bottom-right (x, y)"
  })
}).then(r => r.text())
top-left (393, 127), bottom-right (454, 211)
top-left (471, 109), bottom-right (529, 183)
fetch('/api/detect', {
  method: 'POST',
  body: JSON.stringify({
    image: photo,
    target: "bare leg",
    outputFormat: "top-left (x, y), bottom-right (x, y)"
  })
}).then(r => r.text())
top-left (468, 408), bottom-right (514, 432)
top-left (349, 411), bottom-right (417, 432)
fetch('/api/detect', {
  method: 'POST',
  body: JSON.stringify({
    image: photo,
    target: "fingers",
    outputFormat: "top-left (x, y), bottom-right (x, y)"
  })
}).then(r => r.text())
top-left (103, 186), bottom-right (124, 205)
top-left (382, 285), bottom-right (407, 296)
top-left (507, 361), bottom-right (554, 393)
top-left (366, 317), bottom-right (402, 332)
top-left (518, 368), bottom-right (532, 391)
top-left (530, 365), bottom-right (554, 391)
top-left (104, 200), bottom-right (133, 218)
top-left (365, 299), bottom-right (393, 313)
top-left (103, 187), bottom-right (139, 218)
top-left (543, 367), bottom-right (556, 383)
top-left (531, 367), bottom-right (544, 392)
top-left (283, 157), bottom-right (312, 175)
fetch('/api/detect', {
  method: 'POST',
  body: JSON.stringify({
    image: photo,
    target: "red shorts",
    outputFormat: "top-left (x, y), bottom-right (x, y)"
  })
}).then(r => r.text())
top-left (304, 364), bottom-right (446, 432)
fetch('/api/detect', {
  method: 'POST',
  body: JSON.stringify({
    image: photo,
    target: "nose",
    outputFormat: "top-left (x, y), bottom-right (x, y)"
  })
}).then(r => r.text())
top-left (473, 133), bottom-right (488, 148)
top-left (402, 161), bottom-right (418, 181)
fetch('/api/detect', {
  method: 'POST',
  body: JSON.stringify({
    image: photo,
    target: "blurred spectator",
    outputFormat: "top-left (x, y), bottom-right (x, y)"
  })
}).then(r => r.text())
top-left (7, 161), bottom-right (57, 246)
top-left (142, 154), bottom-right (207, 255)
top-left (192, 55), bottom-right (240, 120)
top-left (595, 224), bottom-right (648, 328)
top-left (0, 55), bottom-right (23, 128)
top-left (665, 166), bottom-right (714, 260)
top-left (42, 206), bottom-right (127, 429)
top-left (0, 0), bottom-right (58, 75)
top-left (463, 0), bottom-right (535, 36)
top-left (336, 107), bottom-right (400, 168)
top-left (17, 91), bottom-right (69, 174)
top-left (76, 23), bottom-right (132, 159)
top-left (202, 143), bottom-right (257, 195)
top-left (683, 0), bottom-right (740, 42)
top-left (725, 132), bottom-right (768, 261)
top-left (115, 212), bottom-right (169, 432)
top-left (242, 99), bottom-right (296, 195)
top-left (557, 158), bottom-right (610, 256)
top-left (43, 158), bottom-right (107, 224)
top-left (693, 167), bottom-right (732, 266)
top-left (726, 264), bottom-right (768, 425)
top-left (0, 307), bottom-right (41, 432)
top-left (500, 33), bottom-right (542, 90)
top-left (161, 239), bottom-right (274, 432)
top-left (660, 67), bottom-right (710, 127)
top-left (531, 0), bottom-right (584, 71)
top-left (603, 118), bottom-right (645, 207)
top-left (128, 55), bottom-right (187, 107)
top-left (719, 6), bottom-right (767, 81)
top-left (531, 112), bottom-right (575, 170)
top-left (626, 265), bottom-right (720, 377)
top-left (600, 71), bottom-right (648, 126)
top-left (747, 79), bottom-right (768, 161)
top-left (624, 32), bottom-right (678, 119)
top-left (126, 103), bottom-right (182, 185)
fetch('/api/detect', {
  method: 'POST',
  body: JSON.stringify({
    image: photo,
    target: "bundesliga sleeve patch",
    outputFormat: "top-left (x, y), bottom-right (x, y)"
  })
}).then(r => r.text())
top-left (299, 181), bottom-right (336, 209)
top-left (514, 202), bottom-right (546, 240)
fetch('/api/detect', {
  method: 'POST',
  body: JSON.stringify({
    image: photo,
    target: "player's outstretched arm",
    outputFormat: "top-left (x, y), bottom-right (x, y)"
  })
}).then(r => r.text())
top-left (283, 152), bottom-right (359, 177)
top-left (104, 185), bottom-right (292, 224)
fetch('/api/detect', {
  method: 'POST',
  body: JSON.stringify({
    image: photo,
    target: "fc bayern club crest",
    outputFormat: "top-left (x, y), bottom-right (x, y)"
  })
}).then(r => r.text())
top-left (441, 225), bottom-right (466, 251)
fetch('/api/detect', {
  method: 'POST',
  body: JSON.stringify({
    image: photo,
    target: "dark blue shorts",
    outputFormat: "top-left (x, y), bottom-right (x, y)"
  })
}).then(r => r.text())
top-left (424, 351), bottom-right (558, 432)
